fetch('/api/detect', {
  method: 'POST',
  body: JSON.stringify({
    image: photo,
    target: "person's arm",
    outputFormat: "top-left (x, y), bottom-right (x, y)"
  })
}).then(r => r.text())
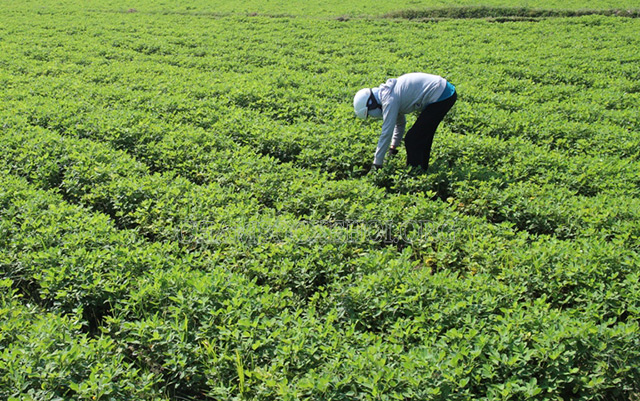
top-left (373, 94), bottom-right (404, 167)
top-left (390, 114), bottom-right (406, 153)
top-left (373, 102), bottom-right (400, 166)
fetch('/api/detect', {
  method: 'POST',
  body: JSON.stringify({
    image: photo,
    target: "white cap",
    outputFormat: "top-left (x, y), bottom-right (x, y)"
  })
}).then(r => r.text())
top-left (353, 88), bottom-right (371, 119)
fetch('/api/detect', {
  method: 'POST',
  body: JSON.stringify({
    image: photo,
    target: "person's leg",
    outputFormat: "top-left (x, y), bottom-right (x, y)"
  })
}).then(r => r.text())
top-left (404, 92), bottom-right (457, 170)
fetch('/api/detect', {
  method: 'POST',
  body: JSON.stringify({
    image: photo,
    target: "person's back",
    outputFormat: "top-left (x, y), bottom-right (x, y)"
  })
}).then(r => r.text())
top-left (382, 73), bottom-right (447, 115)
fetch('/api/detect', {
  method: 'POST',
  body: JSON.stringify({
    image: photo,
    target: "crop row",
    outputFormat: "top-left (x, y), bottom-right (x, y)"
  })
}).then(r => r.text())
top-left (16, 0), bottom-right (640, 17)
top-left (1, 282), bottom-right (159, 400)
top-left (8, 90), bottom-right (640, 194)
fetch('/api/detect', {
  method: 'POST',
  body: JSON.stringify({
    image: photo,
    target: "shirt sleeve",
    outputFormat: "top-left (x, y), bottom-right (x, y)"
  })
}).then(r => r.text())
top-left (373, 100), bottom-right (401, 166)
top-left (391, 114), bottom-right (406, 148)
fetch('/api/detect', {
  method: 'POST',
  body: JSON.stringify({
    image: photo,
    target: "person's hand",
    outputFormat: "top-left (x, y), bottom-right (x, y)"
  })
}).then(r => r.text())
top-left (389, 147), bottom-right (399, 156)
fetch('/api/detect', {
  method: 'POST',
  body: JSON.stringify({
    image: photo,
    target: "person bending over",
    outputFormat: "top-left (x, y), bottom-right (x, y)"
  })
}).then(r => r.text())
top-left (354, 72), bottom-right (457, 171)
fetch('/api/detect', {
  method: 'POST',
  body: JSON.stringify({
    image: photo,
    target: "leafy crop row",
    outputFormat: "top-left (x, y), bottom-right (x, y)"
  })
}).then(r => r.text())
top-left (32, 0), bottom-right (640, 18)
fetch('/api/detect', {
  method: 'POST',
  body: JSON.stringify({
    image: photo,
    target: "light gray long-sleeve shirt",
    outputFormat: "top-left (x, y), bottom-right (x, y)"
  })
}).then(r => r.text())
top-left (374, 73), bottom-right (447, 166)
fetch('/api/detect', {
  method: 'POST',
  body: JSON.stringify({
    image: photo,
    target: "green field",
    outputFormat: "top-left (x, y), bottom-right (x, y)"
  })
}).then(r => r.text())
top-left (1, 0), bottom-right (640, 400)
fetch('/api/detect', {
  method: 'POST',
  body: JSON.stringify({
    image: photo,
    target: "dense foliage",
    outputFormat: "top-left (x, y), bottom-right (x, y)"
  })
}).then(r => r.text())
top-left (1, 1), bottom-right (639, 400)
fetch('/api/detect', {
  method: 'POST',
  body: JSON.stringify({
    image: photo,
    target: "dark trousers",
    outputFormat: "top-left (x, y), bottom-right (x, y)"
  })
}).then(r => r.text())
top-left (404, 91), bottom-right (457, 171)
